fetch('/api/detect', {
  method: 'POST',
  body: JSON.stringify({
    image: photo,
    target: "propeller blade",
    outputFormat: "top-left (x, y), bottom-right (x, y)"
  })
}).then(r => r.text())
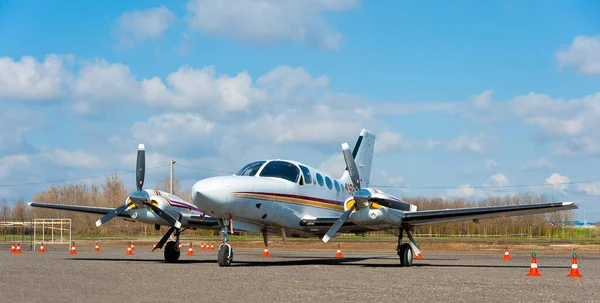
top-left (321, 143), bottom-right (363, 243)
top-left (95, 202), bottom-right (134, 227)
top-left (342, 142), bottom-right (361, 190)
top-left (152, 225), bottom-right (176, 251)
top-left (147, 203), bottom-right (182, 229)
top-left (322, 204), bottom-right (356, 243)
top-left (136, 144), bottom-right (145, 192)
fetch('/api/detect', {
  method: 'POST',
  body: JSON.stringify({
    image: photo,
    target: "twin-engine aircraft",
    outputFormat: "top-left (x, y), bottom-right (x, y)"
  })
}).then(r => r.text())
top-left (29, 129), bottom-right (577, 267)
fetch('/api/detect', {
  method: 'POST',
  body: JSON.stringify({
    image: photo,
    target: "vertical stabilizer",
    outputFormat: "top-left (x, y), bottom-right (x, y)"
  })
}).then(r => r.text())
top-left (341, 129), bottom-right (375, 188)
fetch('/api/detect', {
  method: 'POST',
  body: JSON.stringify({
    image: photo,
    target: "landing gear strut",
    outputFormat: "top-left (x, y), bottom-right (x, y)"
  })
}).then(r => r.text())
top-left (217, 217), bottom-right (233, 267)
top-left (397, 224), bottom-right (421, 267)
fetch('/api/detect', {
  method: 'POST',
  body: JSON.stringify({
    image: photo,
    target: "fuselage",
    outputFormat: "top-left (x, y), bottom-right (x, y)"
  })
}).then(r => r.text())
top-left (191, 159), bottom-right (400, 234)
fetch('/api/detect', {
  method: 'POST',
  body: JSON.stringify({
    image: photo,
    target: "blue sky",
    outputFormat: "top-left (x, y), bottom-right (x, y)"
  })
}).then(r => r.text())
top-left (1, 0), bottom-right (600, 221)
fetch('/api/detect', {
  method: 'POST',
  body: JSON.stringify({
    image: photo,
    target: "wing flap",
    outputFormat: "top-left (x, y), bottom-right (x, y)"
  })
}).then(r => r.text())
top-left (402, 201), bottom-right (577, 225)
top-left (28, 202), bottom-right (127, 216)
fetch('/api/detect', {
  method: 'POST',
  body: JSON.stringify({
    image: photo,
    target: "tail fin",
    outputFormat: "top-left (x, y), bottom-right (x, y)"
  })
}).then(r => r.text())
top-left (341, 129), bottom-right (375, 188)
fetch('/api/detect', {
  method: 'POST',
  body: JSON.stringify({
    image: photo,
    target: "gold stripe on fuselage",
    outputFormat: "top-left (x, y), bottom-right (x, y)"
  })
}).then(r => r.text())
top-left (233, 193), bottom-right (344, 211)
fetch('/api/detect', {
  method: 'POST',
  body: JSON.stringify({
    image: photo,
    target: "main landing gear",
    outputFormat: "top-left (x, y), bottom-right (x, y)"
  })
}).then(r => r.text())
top-left (164, 229), bottom-right (183, 263)
top-left (397, 224), bottom-right (421, 267)
top-left (217, 217), bottom-right (233, 267)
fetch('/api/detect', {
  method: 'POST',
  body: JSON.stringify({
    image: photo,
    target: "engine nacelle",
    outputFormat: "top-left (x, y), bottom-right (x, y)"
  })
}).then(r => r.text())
top-left (346, 188), bottom-right (417, 212)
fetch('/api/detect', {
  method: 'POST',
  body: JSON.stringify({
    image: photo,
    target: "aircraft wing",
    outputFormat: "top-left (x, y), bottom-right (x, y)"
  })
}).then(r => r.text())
top-left (402, 201), bottom-right (577, 226)
top-left (28, 202), bottom-right (127, 216)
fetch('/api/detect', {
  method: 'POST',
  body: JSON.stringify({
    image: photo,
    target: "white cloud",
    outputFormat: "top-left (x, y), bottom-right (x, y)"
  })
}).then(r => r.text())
top-left (544, 173), bottom-right (570, 193)
top-left (577, 182), bottom-right (600, 196)
top-left (472, 90), bottom-right (493, 111)
top-left (237, 104), bottom-right (370, 145)
top-left (489, 173), bottom-right (508, 186)
top-left (50, 149), bottom-right (102, 170)
top-left (447, 184), bottom-right (475, 197)
top-left (113, 5), bottom-right (176, 49)
top-left (522, 157), bottom-right (555, 171)
top-left (485, 159), bottom-right (497, 171)
top-left (374, 131), bottom-right (410, 153)
top-left (0, 109), bottom-right (45, 154)
top-left (0, 155), bottom-right (30, 178)
top-left (130, 113), bottom-right (216, 150)
top-left (0, 55), bottom-right (69, 101)
top-left (446, 133), bottom-right (490, 154)
top-left (256, 66), bottom-right (329, 105)
top-left (185, 0), bottom-right (359, 50)
top-left (69, 60), bottom-right (265, 114)
top-left (319, 153), bottom-right (345, 177)
top-left (510, 92), bottom-right (600, 156)
top-left (556, 35), bottom-right (600, 76)
top-left (72, 59), bottom-right (140, 109)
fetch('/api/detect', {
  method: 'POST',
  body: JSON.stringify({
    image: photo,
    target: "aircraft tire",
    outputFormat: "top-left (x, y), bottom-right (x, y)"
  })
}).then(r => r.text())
top-left (399, 243), bottom-right (413, 266)
top-left (218, 245), bottom-right (233, 267)
top-left (164, 241), bottom-right (180, 263)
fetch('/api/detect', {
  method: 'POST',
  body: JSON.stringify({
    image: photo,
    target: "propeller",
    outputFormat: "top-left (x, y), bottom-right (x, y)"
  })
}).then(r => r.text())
top-left (96, 144), bottom-right (182, 230)
top-left (322, 142), bottom-right (361, 243)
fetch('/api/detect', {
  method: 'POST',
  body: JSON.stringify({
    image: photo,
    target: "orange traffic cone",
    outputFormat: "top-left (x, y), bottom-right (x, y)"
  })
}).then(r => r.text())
top-left (200, 242), bottom-right (205, 251)
top-left (414, 244), bottom-right (423, 259)
top-left (209, 242), bottom-right (214, 251)
top-left (262, 246), bottom-right (270, 257)
top-left (130, 241), bottom-right (135, 252)
top-left (334, 243), bottom-right (343, 258)
top-left (126, 242), bottom-right (133, 255)
top-left (39, 242), bottom-right (46, 253)
top-left (94, 241), bottom-right (100, 252)
top-left (502, 245), bottom-right (512, 261)
top-left (15, 242), bottom-right (23, 254)
top-left (187, 242), bottom-right (195, 256)
top-left (179, 243), bottom-right (182, 251)
top-left (567, 253), bottom-right (583, 278)
top-left (526, 252), bottom-right (541, 276)
top-left (69, 242), bottom-right (77, 254)
top-left (10, 242), bottom-right (15, 253)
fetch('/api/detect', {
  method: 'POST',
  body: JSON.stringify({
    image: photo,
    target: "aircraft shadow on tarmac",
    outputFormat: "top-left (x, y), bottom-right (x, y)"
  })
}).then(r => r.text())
top-left (67, 257), bottom-right (213, 264)
top-left (65, 256), bottom-right (570, 269)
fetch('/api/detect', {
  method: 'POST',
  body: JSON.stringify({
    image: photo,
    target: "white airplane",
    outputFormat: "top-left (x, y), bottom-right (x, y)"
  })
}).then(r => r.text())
top-left (29, 129), bottom-right (578, 267)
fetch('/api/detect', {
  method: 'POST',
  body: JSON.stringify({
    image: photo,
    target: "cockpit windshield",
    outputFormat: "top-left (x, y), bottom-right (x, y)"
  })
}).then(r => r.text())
top-left (235, 161), bottom-right (265, 176)
top-left (259, 160), bottom-right (300, 183)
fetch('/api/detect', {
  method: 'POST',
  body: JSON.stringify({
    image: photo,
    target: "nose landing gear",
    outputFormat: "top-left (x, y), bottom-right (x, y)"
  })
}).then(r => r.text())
top-left (217, 217), bottom-right (234, 267)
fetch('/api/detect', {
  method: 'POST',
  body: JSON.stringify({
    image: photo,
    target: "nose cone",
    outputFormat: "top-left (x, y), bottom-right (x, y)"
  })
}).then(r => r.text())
top-left (192, 177), bottom-right (231, 210)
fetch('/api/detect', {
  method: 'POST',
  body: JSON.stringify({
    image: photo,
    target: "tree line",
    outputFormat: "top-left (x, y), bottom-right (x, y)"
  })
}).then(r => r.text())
top-left (0, 175), bottom-right (580, 239)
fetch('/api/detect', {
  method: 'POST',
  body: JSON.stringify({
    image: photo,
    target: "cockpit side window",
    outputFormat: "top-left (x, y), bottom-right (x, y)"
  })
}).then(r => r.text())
top-left (299, 165), bottom-right (312, 185)
top-left (259, 161), bottom-right (300, 183)
top-left (236, 161), bottom-right (265, 176)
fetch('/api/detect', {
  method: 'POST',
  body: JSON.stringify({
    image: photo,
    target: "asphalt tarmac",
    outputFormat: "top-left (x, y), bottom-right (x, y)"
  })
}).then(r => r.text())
top-left (1, 243), bottom-right (598, 302)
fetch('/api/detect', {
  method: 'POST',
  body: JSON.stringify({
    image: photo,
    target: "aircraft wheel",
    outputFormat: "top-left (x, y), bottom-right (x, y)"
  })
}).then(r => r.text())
top-left (398, 243), bottom-right (413, 266)
top-left (164, 241), bottom-right (180, 263)
top-left (218, 244), bottom-right (233, 267)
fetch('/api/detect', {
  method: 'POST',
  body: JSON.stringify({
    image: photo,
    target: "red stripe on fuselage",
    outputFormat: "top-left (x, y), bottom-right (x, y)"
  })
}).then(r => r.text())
top-left (235, 192), bottom-right (344, 206)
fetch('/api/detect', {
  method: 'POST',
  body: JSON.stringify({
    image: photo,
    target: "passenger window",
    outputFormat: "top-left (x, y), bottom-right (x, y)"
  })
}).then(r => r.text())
top-left (334, 180), bottom-right (341, 193)
top-left (325, 176), bottom-right (333, 190)
top-left (316, 173), bottom-right (324, 186)
top-left (236, 161), bottom-right (265, 176)
top-left (259, 161), bottom-right (300, 183)
top-left (299, 165), bottom-right (312, 185)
